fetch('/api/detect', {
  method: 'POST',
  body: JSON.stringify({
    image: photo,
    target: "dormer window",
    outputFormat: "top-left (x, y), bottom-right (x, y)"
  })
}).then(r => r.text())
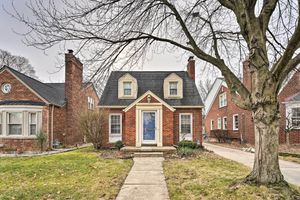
top-left (219, 93), bottom-right (227, 108)
top-left (123, 82), bottom-right (132, 96)
top-left (169, 82), bottom-right (178, 96)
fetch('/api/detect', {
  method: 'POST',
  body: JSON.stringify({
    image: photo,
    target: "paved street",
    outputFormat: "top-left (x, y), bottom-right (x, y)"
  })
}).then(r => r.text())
top-left (203, 143), bottom-right (300, 186)
top-left (116, 157), bottom-right (169, 200)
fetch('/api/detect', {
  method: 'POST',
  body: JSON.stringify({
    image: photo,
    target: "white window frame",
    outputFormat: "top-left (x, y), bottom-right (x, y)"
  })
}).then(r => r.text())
top-left (233, 114), bottom-right (239, 130)
top-left (210, 119), bottom-right (214, 130)
top-left (0, 106), bottom-right (43, 138)
top-left (223, 116), bottom-right (227, 130)
top-left (29, 112), bottom-right (38, 135)
top-left (0, 112), bottom-right (2, 135)
top-left (169, 81), bottom-right (178, 96)
top-left (219, 93), bottom-right (227, 108)
top-left (123, 81), bottom-right (132, 96)
top-left (88, 96), bottom-right (94, 110)
top-left (286, 103), bottom-right (300, 129)
top-left (109, 113), bottom-right (122, 143)
top-left (7, 112), bottom-right (23, 136)
top-left (217, 117), bottom-right (221, 129)
top-left (179, 113), bottom-right (193, 141)
top-left (291, 107), bottom-right (300, 128)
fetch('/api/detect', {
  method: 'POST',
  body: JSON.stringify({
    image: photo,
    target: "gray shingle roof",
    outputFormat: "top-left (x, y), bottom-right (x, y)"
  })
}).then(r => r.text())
top-left (99, 71), bottom-right (203, 107)
top-left (1, 66), bottom-right (66, 106)
top-left (0, 100), bottom-right (46, 106)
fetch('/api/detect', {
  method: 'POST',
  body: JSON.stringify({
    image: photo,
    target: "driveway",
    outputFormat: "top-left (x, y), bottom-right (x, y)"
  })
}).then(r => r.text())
top-left (203, 143), bottom-right (300, 186)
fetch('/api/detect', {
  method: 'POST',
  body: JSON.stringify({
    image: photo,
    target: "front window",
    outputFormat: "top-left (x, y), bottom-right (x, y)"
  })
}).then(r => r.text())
top-left (123, 82), bottom-right (132, 96)
top-left (88, 96), bottom-right (94, 110)
top-left (210, 120), bottom-right (214, 130)
top-left (291, 107), bottom-right (300, 128)
top-left (219, 93), bottom-right (227, 108)
top-left (169, 82), bottom-right (178, 96)
top-left (180, 114), bottom-right (192, 140)
top-left (223, 117), bottom-right (227, 130)
top-left (217, 118), bottom-right (221, 129)
top-left (233, 114), bottom-right (239, 130)
top-left (110, 114), bottom-right (122, 135)
top-left (29, 113), bottom-right (37, 135)
top-left (8, 112), bottom-right (22, 135)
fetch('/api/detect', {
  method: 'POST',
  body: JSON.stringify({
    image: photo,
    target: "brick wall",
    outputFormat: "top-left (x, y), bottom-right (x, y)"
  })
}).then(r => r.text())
top-left (163, 105), bottom-right (174, 145)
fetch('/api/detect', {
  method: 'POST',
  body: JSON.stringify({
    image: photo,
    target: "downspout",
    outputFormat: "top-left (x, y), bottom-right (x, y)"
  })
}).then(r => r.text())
top-left (51, 105), bottom-right (54, 149)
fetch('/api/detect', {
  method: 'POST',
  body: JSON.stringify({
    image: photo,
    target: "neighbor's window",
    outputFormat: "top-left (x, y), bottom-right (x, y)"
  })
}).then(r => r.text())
top-left (223, 117), bottom-right (227, 130)
top-left (169, 81), bottom-right (178, 96)
top-left (88, 96), bottom-right (94, 110)
top-left (8, 112), bottom-right (23, 135)
top-left (210, 120), bottom-right (214, 130)
top-left (110, 114), bottom-right (122, 135)
top-left (180, 114), bottom-right (192, 136)
top-left (123, 82), bottom-right (132, 96)
top-left (217, 118), bottom-right (221, 129)
top-left (29, 112), bottom-right (37, 135)
top-left (233, 114), bottom-right (239, 130)
top-left (291, 107), bottom-right (300, 128)
top-left (219, 93), bottom-right (227, 108)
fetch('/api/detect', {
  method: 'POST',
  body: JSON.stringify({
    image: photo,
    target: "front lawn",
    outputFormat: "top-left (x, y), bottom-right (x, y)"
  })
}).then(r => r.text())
top-left (0, 147), bottom-right (133, 200)
top-left (164, 152), bottom-right (300, 200)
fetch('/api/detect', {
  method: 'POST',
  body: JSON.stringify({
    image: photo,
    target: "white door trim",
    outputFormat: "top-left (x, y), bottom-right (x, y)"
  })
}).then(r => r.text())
top-left (142, 111), bottom-right (157, 144)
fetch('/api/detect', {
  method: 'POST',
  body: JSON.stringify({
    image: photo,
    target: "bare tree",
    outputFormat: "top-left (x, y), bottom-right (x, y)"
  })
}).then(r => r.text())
top-left (282, 112), bottom-right (296, 146)
top-left (0, 49), bottom-right (37, 78)
top-left (7, 0), bottom-right (300, 185)
top-left (198, 78), bottom-right (213, 100)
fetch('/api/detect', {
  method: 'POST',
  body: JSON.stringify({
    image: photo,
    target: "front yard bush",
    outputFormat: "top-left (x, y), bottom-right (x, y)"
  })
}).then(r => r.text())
top-left (78, 109), bottom-right (108, 149)
top-left (178, 140), bottom-right (197, 149)
top-left (115, 140), bottom-right (124, 150)
top-left (177, 147), bottom-right (195, 157)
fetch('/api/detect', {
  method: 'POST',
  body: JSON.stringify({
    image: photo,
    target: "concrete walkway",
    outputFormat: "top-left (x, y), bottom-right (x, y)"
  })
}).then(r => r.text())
top-left (116, 157), bottom-right (169, 200)
top-left (204, 143), bottom-right (300, 186)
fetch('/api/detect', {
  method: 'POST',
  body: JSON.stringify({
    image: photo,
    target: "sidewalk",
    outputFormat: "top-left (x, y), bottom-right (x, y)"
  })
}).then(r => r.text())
top-left (204, 143), bottom-right (300, 186)
top-left (116, 157), bottom-right (170, 200)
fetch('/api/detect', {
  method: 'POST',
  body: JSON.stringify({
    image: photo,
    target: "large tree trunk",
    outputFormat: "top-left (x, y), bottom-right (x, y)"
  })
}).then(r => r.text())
top-left (246, 102), bottom-right (285, 184)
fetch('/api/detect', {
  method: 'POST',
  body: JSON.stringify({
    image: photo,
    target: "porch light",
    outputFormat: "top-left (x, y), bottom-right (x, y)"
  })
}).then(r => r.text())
top-left (147, 95), bottom-right (151, 103)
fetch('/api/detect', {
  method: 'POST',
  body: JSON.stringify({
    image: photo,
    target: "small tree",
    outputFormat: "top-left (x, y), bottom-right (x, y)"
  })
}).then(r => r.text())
top-left (282, 112), bottom-right (295, 146)
top-left (78, 109), bottom-right (108, 150)
top-left (36, 131), bottom-right (47, 152)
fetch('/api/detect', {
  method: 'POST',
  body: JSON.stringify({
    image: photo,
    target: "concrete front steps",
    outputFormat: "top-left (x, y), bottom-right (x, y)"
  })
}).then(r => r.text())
top-left (133, 152), bottom-right (164, 157)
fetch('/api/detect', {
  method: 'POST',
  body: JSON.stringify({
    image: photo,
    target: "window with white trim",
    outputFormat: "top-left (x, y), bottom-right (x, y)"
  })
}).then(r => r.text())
top-left (123, 82), bottom-right (132, 96)
top-left (29, 112), bottom-right (37, 135)
top-left (291, 107), bottom-right (300, 128)
top-left (8, 112), bottom-right (22, 135)
top-left (217, 118), bottom-right (221, 129)
top-left (233, 114), bottom-right (239, 130)
top-left (88, 96), bottom-right (94, 110)
top-left (223, 116), bottom-right (227, 130)
top-left (180, 114), bottom-right (192, 140)
top-left (109, 113), bottom-right (122, 142)
top-left (219, 93), bottom-right (227, 108)
top-left (210, 120), bottom-right (214, 130)
top-left (169, 81), bottom-right (178, 96)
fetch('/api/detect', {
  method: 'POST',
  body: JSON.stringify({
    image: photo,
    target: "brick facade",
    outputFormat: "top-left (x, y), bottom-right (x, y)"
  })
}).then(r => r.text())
top-left (205, 62), bottom-right (300, 144)
top-left (0, 51), bottom-right (99, 152)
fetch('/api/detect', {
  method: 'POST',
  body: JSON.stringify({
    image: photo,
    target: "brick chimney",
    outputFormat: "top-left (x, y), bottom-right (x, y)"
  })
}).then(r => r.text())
top-left (187, 56), bottom-right (195, 80)
top-left (65, 49), bottom-right (83, 144)
top-left (242, 60), bottom-right (252, 92)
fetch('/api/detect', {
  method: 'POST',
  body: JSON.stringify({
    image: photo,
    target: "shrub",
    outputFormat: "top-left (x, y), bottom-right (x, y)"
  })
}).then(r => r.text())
top-left (178, 140), bottom-right (197, 149)
top-left (36, 131), bottom-right (47, 152)
top-left (78, 109), bottom-right (109, 150)
top-left (115, 140), bottom-right (124, 150)
top-left (177, 147), bottom-right (195, 157)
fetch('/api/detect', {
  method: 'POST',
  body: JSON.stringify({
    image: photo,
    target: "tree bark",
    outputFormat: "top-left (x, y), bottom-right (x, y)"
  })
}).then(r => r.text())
top-left (246, 102), bottom-right (285, 184)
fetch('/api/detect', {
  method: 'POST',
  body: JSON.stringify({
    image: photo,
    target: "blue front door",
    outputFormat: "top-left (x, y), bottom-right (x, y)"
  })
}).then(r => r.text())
top-left (143, 112), bottom-right (156, 143)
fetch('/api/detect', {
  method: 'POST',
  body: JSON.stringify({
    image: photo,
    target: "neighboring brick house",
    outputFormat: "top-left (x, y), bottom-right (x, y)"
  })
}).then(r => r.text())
top-left (0, 50), bottom-right (99, 152)
top-left (99, 57), bottom-right (203, 147)
top-left (204, 61), bottom-right (300, 144)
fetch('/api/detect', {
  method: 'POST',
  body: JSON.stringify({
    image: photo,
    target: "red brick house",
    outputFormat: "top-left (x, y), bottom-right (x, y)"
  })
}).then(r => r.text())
top-left (0, 50), bottom-right (99, 152)
top-left (204, 61), bottom-right (300, 144)
top-left (99, 57), bottom-right (203, 147)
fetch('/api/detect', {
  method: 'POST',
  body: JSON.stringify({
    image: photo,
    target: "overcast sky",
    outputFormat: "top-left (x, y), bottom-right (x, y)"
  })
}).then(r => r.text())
top-left (0, 1), bottom-right (206, 83)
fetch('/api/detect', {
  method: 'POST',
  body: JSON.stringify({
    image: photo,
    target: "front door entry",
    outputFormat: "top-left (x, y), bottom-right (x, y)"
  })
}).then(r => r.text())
top-left (142, 111), bottom-right (156, 144)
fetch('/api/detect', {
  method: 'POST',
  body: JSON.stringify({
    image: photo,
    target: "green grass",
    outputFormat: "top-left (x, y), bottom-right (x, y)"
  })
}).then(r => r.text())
top-left (279, 152), bottom-right (300, 164)
top-left (0, 147), bottom-right (133, 200)
top-left (164, 152), bottom-right (300, 200)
